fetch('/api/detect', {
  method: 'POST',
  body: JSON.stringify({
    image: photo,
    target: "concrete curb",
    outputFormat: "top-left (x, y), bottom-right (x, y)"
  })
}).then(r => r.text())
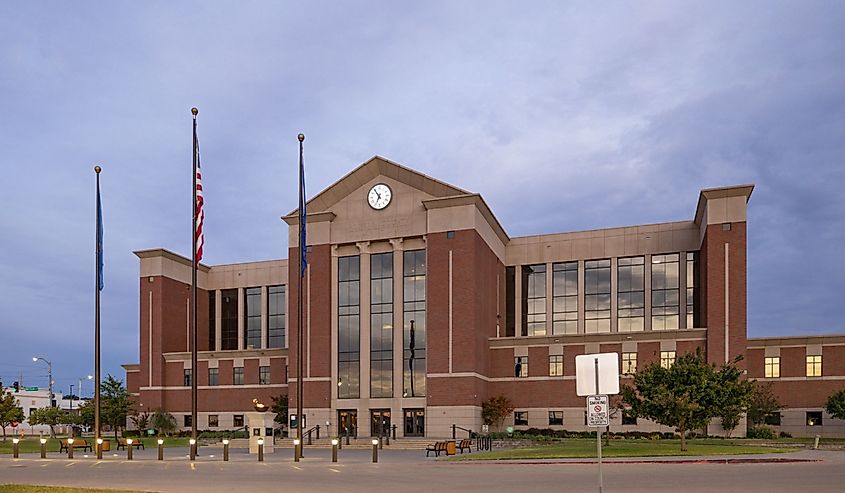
top-left (445, 457), bottom-right (822, 465)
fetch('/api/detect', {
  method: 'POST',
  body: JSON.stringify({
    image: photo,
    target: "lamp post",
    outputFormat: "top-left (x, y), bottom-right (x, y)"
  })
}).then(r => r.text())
top-left (12, 438), bottom-right (20, 458)
top-left (40, 438), bottom-right (47, 458)
top-left (222, 439), bottom-right (229, 461)
top-left (32, 357), bottom-right (53, 407)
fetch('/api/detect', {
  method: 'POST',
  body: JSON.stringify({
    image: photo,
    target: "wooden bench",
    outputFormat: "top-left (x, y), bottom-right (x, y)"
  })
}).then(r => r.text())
top-left (116, 438), bottom-right (145, 450)
top-left (457, 438), bottom-right (473, 454)
top-left (425, 441), bottom-right (449, 457)
top-left (59, 439), bottom-right (92, 453)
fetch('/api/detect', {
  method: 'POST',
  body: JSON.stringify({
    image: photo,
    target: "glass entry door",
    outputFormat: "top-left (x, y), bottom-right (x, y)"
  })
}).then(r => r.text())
top-left (338, 410), bottom-right (357, 437)
top-left (370, 409), bottom-right (391, 437)
top-left (404, 408), bottom-right (425, 437)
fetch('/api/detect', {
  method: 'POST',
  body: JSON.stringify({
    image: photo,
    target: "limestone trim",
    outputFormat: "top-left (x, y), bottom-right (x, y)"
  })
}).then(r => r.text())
top-left (285, 155), bottom-right (470, 217)
top-left (140, 384), bottom-right (288, 391)
top-left (489, 329), bottom-right (707, 347)
top-left (747, 335), bottom-right (845, 347)
top-left (422, 194), bottom-right (509, 245)
top-left (693, 184), bottom-right (754, 226)
top-left (162, 349), bottom-right (288, 360)
top-left (134, 248), bottom-right (212, 272)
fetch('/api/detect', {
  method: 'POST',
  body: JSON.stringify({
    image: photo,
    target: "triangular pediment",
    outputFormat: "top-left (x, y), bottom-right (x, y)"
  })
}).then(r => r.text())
top-left (286, 156), bottom-right (470, 217)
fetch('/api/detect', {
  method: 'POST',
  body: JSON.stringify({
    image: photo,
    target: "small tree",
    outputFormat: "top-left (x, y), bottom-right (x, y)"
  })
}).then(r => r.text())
top-left (28, 407), bottom-right (80, 437)
top-left (0, 391), bottom-right (25, 441)
top-left (621, 349), bottom-right (746, 451)
top-left (271, 395), bottom-right (288, 427)
top-left (716, 363), bottom-right (753, 437)
top-left (482, 395), bottom-right (514, 432)
top-left (100, 374), bottom-right (133, 439)
top-left (825, 388), bottom-right (845, 421)
top-left (78, 399), bottom-right (95, 429)
top-left (747, 381), bottom-right (782, 427)
top-left (130, 411), bottom-right (150, 434)
top-left (150, 409), bottom-right (177, 437)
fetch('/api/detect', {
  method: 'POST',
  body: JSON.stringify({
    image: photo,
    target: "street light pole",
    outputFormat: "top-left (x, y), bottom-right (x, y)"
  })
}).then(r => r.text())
top-left (32, 357), bottom-right (53, 407)
top-left (70, 384), bottom-right (74, 411)
top-left (78, 375), bottom-right (93, 400)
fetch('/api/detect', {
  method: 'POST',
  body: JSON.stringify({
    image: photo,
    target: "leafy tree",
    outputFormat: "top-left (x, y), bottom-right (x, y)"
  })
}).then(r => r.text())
top-left (28, 407), bottom-right (80, 438)
top-left (482, 395), bottom-right (515, 432)
top-left (78, 399), bottom-right (95, 429)
top-left (150, 409), bottom-right (177, 437)
top-left (100, 374), bottom-right (133, 439)
top-left (130, 411), bottom-right (150, 434)
top-left (825, 388), bottom-right (845, 421)
top-left (0, 391), bottom-right (25, 441)
top-left (747, 381), bottom-right (782, 427)
top-left (716, 363), bottom-right (754, 437)
top-left (621, 349), bottom-right (748, 451)
top-left (271, 395), bottom-right (288, 426)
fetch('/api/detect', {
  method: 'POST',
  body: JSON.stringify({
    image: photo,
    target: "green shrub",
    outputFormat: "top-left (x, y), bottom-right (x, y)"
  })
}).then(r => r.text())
top-left (778, 431), bottom-right (792, 438)
top-left (747, 426), bottom-right (777, 439)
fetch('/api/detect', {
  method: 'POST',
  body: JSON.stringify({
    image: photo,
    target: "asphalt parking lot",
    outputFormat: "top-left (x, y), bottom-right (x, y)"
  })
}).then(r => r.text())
top-left (1, 447), bottom-right (844, 493)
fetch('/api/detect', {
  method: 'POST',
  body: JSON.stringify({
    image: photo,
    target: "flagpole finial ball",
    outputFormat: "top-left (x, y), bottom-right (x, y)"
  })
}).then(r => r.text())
top-left (191, 107), bottom-right (199, 116)
top-left (298, 133), bottom-right (305, 142)
top-left (94, 166), bottom-right (102, 174)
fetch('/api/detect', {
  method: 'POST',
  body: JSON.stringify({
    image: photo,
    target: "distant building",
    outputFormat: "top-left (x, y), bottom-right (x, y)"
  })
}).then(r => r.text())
top-left (123, 156), bottom-right (845, 437)
top-left (1, 387), bottom-right (77, 435)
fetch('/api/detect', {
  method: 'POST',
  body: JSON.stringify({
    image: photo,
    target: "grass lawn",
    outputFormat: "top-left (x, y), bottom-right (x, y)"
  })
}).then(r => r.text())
top-left (446, 439), bottom-right (799, 460)
top-left (0, 486), bottom-right (152, 493)
top-left (0, 437), bottom-right (189, 455)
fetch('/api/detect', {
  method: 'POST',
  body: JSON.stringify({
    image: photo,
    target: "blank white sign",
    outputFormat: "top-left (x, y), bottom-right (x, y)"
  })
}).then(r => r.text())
top-left (575, 353), bottom-right (620, 396)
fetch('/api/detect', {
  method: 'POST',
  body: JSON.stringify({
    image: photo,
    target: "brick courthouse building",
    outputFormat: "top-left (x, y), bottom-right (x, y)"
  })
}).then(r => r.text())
top-left (124, 156), bottom-right (845, 438)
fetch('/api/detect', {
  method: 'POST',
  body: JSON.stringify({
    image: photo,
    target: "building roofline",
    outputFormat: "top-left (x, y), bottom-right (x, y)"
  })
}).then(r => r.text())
top-left (422, 193), bottom-right (510, 244)
top-left (694, 184), bottom-right (754, 225)
top-left (133, 248), bottom-right (211, 273)
top-left (747, 333), bottom-right (845, 346)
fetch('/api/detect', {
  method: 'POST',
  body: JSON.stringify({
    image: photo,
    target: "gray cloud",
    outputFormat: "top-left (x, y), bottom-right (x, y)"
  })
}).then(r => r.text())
top-left (1, 1), bottom-right (843, 387)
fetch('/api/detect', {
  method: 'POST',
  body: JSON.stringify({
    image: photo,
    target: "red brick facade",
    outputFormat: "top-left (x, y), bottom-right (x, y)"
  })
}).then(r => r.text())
top-left (125, 158), bottom-right (844, 437)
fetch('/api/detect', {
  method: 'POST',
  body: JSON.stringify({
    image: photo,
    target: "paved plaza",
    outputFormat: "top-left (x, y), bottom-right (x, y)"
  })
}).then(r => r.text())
top-left (1, 447), bottom-right (844, 493)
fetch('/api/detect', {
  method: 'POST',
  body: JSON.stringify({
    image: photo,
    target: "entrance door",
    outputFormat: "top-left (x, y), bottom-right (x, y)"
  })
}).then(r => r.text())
top-left (337, 410), bottom-right (357, 437)
top-left (404, 408), bottom-right (425, 437)
top-left (370, 409), bottom-right (391, 437)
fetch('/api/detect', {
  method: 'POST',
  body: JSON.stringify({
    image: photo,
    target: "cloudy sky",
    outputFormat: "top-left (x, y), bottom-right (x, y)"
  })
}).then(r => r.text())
top-left (1, 1), bottom-right (843, 395)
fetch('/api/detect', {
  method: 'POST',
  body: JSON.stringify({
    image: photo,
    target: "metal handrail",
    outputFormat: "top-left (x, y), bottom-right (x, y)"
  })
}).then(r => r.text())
top-left (304, 424), bottom-right (320, 445)
top-left (451, 424), bottom-right (473, 439)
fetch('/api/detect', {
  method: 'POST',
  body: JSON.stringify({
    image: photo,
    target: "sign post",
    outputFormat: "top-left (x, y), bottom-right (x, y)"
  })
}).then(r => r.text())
top-left (576, 353), bottom-right (620, 493)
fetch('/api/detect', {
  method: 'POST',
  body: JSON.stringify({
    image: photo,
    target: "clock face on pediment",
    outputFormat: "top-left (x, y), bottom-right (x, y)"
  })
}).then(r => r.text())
top-left (367, 183), bottom-right (392, 210)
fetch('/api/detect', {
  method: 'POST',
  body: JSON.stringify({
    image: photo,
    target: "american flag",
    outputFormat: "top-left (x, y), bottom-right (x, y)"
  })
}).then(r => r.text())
top-left (195, 145), bottom-right (204, 263)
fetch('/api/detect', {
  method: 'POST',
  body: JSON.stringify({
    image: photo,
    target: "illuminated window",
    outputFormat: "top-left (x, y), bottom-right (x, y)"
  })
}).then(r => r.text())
top-left (549, 355), bottom-right (563, 376)
top-left (622, 352), bottom-right (637, 374)
top-left (764, 357), bottom-right (780, 378)
top-left (515, 357), bottom-right (528, 377)
top-left (806, 411), bottom-right (822, 426)
top-left (660, 351), bottom-right (676, 369)
top-left (806, 355), bottom-right (822, 377)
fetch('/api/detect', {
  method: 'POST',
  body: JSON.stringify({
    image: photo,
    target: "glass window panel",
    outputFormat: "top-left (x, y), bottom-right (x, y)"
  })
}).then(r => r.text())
top-left (404, 250), bottom-right (426, 397)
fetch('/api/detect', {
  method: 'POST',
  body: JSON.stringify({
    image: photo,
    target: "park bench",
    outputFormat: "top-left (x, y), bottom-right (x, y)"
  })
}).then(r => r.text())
top-left (117, 438), bottom-right (145, 450)
top-left (457, 439), bottom-right (473, 454)
top-left (59, 439), bottom-right (92, 453)
top-left (425, 441), bottom-right (449, 457)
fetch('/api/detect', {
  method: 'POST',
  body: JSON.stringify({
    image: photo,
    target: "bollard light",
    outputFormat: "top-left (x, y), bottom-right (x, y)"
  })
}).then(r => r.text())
top-left (293, 438), bottom-right (300, 462)
top-left (257, 438), bottom-right (264, 462)
top-left (331, 438), bottom-right (338, 463)
top-left (126, 439), bottom-right (133, 460)
top-left (371, 439), bottom-right (379, 463)
top-left (40, 437), bottom-right (47, 459)
top-left (67, 438), bottom-right (75, 459)
top-left (222, 439), bottom-right (230, 462)
top-left (157, 439), bottom-right (164, 461)
top-left (189, 438), bottom-right (197, 461)
top-left (96, 438), bottom-right (103, 460)
top-left (12, 438), bottom-right (20, 459)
